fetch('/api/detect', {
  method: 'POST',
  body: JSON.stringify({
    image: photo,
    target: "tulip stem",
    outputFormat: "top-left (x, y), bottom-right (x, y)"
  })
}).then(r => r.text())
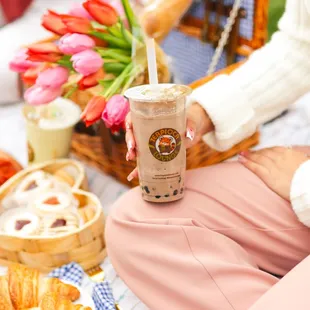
top-left (63, 84), bottom-right (78, 99)
top-left (103, 62), bottom-right (133, 99)
top-left (121, 0), bottom-right (140, 35)
top-left (90, 31), bottom-right (131, 49)
top-left (98, 49), bottom-right (131, 64)
top-left (121, 64), bottom-right (144, 95)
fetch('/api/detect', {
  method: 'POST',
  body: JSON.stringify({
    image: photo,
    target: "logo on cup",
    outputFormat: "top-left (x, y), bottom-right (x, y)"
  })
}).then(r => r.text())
top-left (149, 128), bottom-right (181, 161)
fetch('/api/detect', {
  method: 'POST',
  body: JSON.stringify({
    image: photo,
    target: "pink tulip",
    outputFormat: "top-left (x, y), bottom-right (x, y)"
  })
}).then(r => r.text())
top-left (9, 48), bottom-right (37, 73)
top-left (71, 50), bottom-right (103, 76)
top-left (101, 95), bottom-right (129, 128)
top-left (36, 67), bottom-right (69, 88)
top-left (59, 33), bottom-right (95, 55)
top-left (69, 3), bottom-right (93, 20)
top-left (24, 85), bottom-right (62, 105)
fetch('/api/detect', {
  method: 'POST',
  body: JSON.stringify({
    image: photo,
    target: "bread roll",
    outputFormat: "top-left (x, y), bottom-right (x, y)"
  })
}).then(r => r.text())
top-left (141, 0), bottom-right (193, 41)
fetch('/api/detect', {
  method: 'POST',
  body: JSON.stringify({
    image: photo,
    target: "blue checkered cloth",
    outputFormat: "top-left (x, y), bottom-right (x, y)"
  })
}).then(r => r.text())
top-left (161, 0), bottom-right (254, 84)
top-left (48, 262), bottom-right (116, 310)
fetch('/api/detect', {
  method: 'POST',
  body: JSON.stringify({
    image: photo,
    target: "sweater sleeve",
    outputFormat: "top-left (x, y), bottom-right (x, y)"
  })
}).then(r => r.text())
top-left (290, 160), bottom-right (310, 227)
top-left (188, 0), bottom-right (310, 151)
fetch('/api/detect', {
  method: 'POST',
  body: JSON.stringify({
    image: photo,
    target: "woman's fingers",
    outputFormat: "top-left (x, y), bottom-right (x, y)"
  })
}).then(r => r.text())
top-left (127, 167), bottom-right (138, 182)
top-left (185, 118), bottom-right (198, 149)
top-left (238, 153), bottom-right (270, 180)
top-left (125, 112), bottom-right (136, 161)
top-left (240, 149), bottom-right (274, 168)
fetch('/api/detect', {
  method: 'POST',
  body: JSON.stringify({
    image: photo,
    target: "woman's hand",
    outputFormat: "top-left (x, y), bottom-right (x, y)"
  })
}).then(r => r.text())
top-left (238, 147), bottom-right (309, 200)
top-left (125, 103), bottom-right (214, 181)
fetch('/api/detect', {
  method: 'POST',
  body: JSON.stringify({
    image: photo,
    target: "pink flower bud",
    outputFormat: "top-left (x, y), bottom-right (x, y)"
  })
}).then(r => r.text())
top-left (101, 95), bottom-right (129, 128)
top-left (36, 67), bottom-right (69, 89)
top-left (69, 3), bottom-right (93, 20)
top-left (9, 48), bottom-right (37, 73)
top-left (71, 50), bottom-right (103, 76)
top-left (59, 33), bottom-right (95, 55)
top-left (24, 85), bottom-right (62, 105)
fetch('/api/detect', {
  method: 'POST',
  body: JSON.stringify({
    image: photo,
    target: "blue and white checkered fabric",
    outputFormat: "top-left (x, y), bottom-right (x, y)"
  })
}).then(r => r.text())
top-left (48, 263), bottom-right (116, 310)
top-left (93, 281), bottom-right (116, 310)
top-left (48, 262), bottom-right (84, 286)
top-left (161, 0), bottom-right (255, 84)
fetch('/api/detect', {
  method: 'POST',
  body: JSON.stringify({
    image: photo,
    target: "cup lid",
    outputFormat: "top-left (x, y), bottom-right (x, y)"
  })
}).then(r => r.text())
top-left (124, 84), bottom-right (192, 102)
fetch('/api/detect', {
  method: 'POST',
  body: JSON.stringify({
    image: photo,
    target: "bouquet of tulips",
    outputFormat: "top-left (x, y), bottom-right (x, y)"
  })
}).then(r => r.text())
top-left (9, 0), bottom-right (169, 132)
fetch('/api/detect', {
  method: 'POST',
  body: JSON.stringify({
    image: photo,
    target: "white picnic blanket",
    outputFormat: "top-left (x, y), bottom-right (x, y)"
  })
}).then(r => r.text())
top-left (1, 92), bottom-right (310, 309)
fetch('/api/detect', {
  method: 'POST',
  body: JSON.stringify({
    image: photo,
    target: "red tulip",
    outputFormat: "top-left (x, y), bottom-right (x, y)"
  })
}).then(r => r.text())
top-left (61, 15), bottom-right (93, 34)
top-left (42, 10), bottom-right (67, 35)
top-left (81, 96), bottom-right (107, 127)
top-left (28, 43), bottom-right (61, 54)
top-left (27, 43), bottom-right (63, 63)
top-left (83, 0), bottom-right (118, 26)
top-left (22, 63), bottom-right (52, 86)
top-left (78, 68), bottom-right (105, 90)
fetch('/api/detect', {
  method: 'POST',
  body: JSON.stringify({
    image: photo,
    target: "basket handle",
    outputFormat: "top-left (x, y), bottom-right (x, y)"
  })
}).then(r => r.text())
top-left (206, 0), bottom-right (242, 75)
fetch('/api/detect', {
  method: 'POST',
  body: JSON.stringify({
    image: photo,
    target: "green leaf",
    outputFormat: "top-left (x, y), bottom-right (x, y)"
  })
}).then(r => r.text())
top-left (57, 56), bottom-right (74, 70)
top-left (104, 62), bottom-right (127, 75)
top-left (98, 49), bottom-right (131, 63)
top-left (91, 31), bottom-right (131, 49)
top-left (91, 21), bottom-right (107, 30)
top-left (96, 47), bottom-right (131, 56)
top-left (107, 23), bottom-right (123, 39)
top-left (99, 79), bottom-right (115, 89)
top-left (120, 18), bottom-right (133, 45)
top-left (121, 0), bottom-right (139, 31)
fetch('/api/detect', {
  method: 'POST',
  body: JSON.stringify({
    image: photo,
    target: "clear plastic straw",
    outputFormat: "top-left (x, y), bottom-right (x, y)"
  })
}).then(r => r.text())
top-left (145, 37), bottom-right (158, 85)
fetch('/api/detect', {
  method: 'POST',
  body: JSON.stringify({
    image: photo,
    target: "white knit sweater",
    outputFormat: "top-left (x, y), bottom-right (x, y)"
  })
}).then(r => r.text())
top-left (189, 0), bottom-right (310, 227)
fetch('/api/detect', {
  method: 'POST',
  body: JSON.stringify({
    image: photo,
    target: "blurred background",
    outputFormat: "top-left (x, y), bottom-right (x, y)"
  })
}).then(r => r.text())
top-left (268, 0), bottom-right (285, 40)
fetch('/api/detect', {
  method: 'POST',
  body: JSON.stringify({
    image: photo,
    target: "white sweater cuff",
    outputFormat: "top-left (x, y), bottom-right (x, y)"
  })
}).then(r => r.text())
top-left (188, 75), bottom-right (257, 151)
top-left (290, 160), bottom-right (310, 227)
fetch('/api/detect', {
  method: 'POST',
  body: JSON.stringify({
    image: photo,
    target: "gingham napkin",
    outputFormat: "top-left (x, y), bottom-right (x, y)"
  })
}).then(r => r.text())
top-left (48, 262), bottom-right (116, 310)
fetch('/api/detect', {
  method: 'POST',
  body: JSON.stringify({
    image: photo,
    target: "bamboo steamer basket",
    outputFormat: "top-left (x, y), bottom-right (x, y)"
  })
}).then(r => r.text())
top-left (0, 159), bottom-right (88, 196)
top-left (0, 187), bottom-right (106, 273)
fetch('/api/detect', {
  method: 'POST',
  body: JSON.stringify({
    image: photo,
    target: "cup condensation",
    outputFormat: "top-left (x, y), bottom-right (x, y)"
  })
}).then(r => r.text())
top-left (125, 84), bottom-right (192, 203)
top-left (23, 98), bottom-right (81, 164)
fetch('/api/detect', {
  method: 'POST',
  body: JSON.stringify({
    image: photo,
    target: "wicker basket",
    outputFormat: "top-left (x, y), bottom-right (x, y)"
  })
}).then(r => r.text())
top-left (71, 62), bottom-right (259, 187)
top-left (0, 167), bottom-right (106, 272)
top-left (0, 159), bottom-right (88, 194)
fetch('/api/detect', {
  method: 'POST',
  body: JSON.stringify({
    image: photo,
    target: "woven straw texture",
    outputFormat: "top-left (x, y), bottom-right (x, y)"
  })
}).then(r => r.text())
top-left (0, 160), bottom-right (106, 272)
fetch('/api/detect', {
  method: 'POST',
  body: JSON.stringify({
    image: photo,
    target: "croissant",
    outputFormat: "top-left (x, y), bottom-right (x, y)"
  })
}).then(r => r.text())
top-left (24, 292), bottom-right (91, 310)
top-left (0, 264), bottom-right (80, 310)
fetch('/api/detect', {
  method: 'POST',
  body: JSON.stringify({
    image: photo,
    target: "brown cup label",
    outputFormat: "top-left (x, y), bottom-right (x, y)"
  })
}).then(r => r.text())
top-left (149, 128), bottom-right (181, 162)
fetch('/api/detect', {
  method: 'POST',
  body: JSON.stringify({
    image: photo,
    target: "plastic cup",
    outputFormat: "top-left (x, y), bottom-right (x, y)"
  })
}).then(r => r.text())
top-left (125, 84), bottom-right (192, 203)
top-left (22, 98), bottom-right (81, 164)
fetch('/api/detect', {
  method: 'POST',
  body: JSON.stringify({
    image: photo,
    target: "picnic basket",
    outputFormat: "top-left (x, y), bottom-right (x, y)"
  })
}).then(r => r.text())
top-left (0, 160), bottom-right (106, 272)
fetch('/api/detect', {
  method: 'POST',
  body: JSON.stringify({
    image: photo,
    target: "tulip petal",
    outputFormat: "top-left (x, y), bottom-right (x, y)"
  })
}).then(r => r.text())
top-left (61, 15), bottom-right (93, 34)
top-left (42, 10), bottom-right (68, 35)
top-left (36, 67), bottom-right (69, 88)
top-left (28, 43), bottom-right (61, 54)
top-left (22, 63), bottom-right (52, 86)
top-left (102, 95), bottom-right (129, 128)
top-left (25, 85), bottom-right (63, 105)
top-left (27, 52), bottom-right (63, 63)
top-left (81, 96), bottom-right (106, 126)
top-left (78, 68), bottom-right (105, 90)
top-left (83, 0), bottom-right (118, 26)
